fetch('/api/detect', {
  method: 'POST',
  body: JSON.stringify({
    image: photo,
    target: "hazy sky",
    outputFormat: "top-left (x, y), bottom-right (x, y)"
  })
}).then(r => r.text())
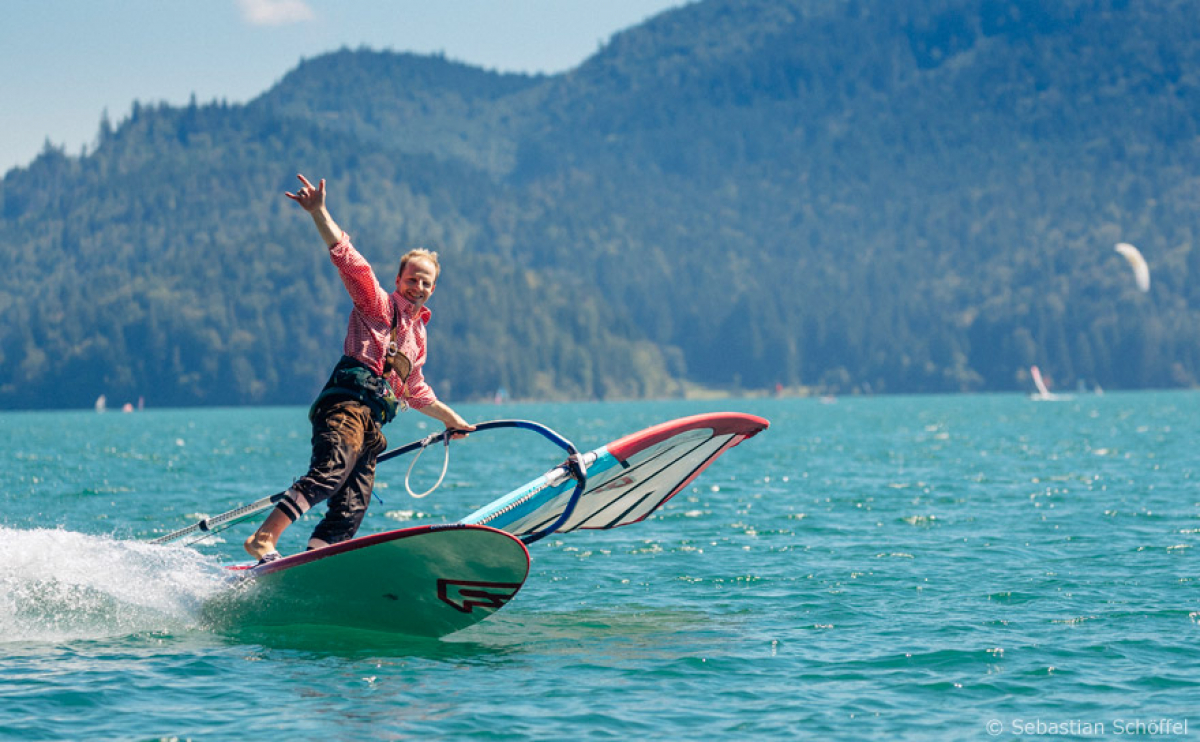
top-left (0, 0), bottom-right (687, 175)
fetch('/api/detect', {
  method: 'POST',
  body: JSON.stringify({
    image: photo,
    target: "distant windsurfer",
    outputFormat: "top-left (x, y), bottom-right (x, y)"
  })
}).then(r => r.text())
top-left (244, 174), bottom-right (475, 563)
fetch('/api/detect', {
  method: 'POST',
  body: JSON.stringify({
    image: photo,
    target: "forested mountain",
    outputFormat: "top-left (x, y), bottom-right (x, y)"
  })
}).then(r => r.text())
top-left (3, 0), bottom-right (1200, 410)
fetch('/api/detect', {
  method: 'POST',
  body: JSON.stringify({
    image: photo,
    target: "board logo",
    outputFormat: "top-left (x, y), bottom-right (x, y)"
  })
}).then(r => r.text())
top-left (437, 579), bottom-right (524, 613)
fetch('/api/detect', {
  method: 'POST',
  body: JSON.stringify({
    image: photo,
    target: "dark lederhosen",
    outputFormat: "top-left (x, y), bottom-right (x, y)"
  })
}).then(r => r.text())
top-left (275, 356), bottom-right (398, 548)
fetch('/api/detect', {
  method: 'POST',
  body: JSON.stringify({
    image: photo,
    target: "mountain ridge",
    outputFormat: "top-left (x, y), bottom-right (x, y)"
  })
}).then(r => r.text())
top-left (2, 0), bottom-right (1199, 410)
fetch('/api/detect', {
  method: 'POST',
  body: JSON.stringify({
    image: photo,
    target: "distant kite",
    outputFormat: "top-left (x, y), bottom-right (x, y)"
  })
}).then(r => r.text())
top-left (1114, 242), bottom-right (1150, 293)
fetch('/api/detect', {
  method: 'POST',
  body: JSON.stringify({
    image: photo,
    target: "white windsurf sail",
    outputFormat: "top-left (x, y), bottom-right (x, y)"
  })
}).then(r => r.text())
top-left (459, 413), bottom-right (769, 542)
top-left (1030, 365), bottom-right (1072, 402)
top-left (1031, 365), bottom-right (1052, 398)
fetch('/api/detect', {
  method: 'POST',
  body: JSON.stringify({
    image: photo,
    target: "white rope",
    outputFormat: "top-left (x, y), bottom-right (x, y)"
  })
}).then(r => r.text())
top-left (406, 432), bottom-right (451, 499)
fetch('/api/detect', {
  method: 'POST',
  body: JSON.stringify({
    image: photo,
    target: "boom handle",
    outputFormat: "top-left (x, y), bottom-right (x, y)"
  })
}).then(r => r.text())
top-left (378, 419), bottom-right (580, 463)
top-left (150, 419), bottom-right (586, 547)
top-left (378, 419), bottom-right (589, 544)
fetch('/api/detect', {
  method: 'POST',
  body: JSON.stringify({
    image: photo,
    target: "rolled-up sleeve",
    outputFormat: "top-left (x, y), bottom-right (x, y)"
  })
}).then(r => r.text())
top-left (397, 366), bottom-right (438, 410)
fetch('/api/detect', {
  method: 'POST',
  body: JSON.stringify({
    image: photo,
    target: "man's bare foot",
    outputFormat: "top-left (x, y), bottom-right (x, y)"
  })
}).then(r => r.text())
top-left (244, 532), bottom-right (277, 560)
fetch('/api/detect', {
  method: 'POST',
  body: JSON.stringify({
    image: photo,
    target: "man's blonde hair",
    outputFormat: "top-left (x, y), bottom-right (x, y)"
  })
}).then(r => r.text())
top-left (398, 248), bottom-right (440, 280)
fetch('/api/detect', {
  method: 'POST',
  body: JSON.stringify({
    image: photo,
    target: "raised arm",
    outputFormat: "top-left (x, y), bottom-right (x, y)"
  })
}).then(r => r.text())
top-left (285, 174), bottom-right (344, 247)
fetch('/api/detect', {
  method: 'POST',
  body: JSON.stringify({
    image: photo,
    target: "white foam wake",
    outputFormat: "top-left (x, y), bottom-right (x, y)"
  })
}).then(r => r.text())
top-left (0, 526), bottom-right (229, 643)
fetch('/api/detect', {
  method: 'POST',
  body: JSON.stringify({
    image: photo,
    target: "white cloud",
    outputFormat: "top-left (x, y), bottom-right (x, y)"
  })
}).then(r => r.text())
top-left (237, 0), bottom-right (315, 26)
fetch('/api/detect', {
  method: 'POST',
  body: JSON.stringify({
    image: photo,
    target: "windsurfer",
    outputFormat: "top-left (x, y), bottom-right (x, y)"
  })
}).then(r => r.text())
top-left (244, 174), bottom-right (475, 562)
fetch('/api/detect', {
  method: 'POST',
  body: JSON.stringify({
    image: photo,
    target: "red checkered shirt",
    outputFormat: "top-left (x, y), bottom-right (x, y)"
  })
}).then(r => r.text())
top-left (329, 234), bottom-right (437, 410)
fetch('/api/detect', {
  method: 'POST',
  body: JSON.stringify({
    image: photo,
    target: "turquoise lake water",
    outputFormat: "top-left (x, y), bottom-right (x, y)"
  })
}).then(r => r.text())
top-left (1, 393), bottom-right (1197, 740)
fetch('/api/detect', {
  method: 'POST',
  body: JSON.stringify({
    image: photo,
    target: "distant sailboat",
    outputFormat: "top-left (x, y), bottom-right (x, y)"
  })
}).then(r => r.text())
top-left (1030, 365), bottom-right (1072, 402)
top-left (94, 394), bottom-right (106, 413)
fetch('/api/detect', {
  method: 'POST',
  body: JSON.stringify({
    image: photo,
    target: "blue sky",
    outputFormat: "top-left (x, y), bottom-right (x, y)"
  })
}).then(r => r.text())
top-left (0, 0), bottom-right (686, 175)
